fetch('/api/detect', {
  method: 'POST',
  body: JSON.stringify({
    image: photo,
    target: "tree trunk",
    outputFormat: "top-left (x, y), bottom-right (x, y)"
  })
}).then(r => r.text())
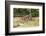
top-left (28, 9), bottom-right (32, 20)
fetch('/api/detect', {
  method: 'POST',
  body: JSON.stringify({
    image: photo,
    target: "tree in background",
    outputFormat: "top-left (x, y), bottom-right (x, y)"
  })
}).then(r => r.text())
top-left (31, 9), bottom-right (39, 17)
top-left (13, 8), bottom-right (39, 17)
top-left (13, 8), bottom-right (30, 17)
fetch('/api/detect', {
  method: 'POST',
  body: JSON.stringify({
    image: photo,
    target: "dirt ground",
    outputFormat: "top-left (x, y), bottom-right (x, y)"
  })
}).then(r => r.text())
top-left (13, 17), bottom-right (39, 28)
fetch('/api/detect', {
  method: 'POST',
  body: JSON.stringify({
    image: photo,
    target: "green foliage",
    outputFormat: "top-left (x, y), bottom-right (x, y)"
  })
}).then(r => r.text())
top-left (31, 9), bottom-right (39, 17)
top-left (13, 8), bottom-right (29, 17)
top-left (13, 8), bottom-right (39, 17)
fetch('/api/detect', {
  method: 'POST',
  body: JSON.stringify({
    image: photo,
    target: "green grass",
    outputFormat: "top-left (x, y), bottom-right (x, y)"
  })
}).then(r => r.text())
top-left (13, 17), bottom-right (39, 28)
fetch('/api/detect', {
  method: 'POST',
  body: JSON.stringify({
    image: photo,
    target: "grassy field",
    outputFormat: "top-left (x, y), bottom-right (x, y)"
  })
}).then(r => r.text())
top-left (13, 17), bottom-right (39, 28)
